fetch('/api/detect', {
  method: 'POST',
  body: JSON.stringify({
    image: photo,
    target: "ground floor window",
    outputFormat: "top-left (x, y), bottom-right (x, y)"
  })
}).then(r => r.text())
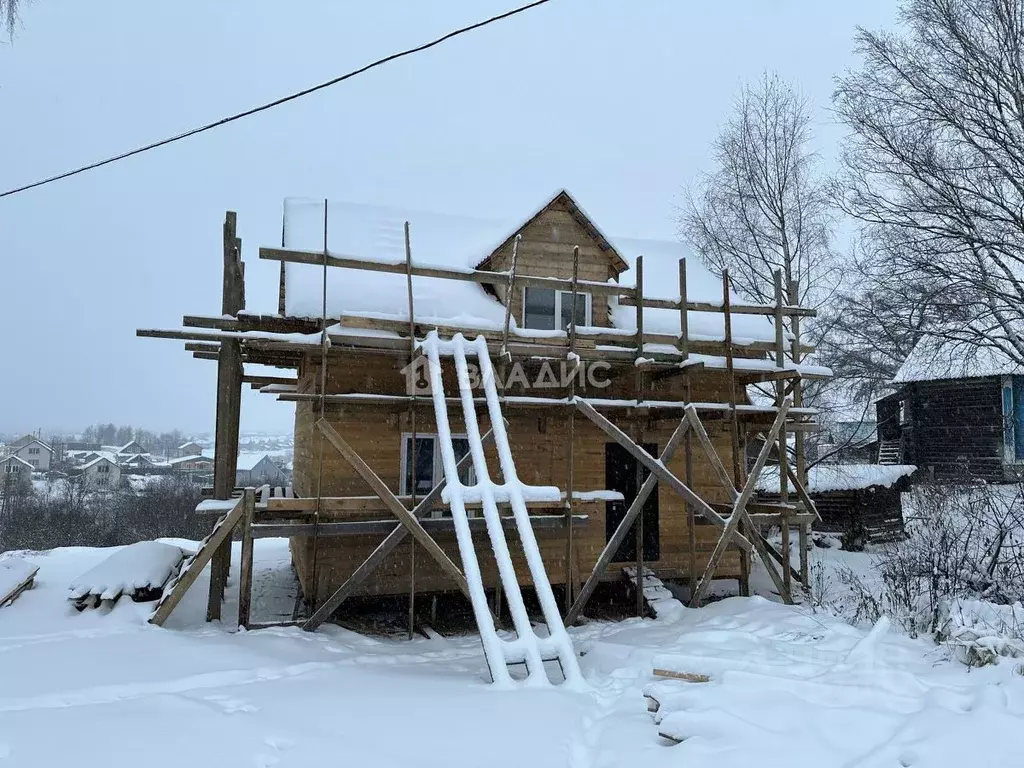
top-left (400, 434), bottom-right (474, 498)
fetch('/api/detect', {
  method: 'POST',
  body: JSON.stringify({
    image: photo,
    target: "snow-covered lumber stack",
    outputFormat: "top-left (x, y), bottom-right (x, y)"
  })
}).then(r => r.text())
top-left (68, 541), bottom-right (185, 610)
top-left (1, 558), bottom-right (39, 607)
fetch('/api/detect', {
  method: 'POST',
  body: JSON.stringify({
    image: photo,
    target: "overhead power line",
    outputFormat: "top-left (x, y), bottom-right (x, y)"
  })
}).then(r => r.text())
top-left (0, 0), bottom-right (553, 199)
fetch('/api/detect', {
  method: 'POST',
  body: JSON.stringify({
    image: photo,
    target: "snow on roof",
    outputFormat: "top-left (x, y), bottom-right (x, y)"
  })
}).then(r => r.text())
top-left (168, 454), bottom-right (211, 466)
top-left (893, 336), bottom-right (1024, 384)
top-left (279, 193), bottom-right (778, 345)
top-left (235, 452), bottom-right (271, 471)
top-left (177, 440), bottom-right (203, 449)
top-left (757, 463), bottom-right (916, 493)
top-left (609, 236), bottom-right (776, 345)
top-left (2, 454), bottom-right (33, 470)
top-left (81, 455), bottom-right (117, 470)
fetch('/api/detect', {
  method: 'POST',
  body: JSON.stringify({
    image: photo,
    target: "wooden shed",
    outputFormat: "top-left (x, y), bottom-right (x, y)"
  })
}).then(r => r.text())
top-left (758, 463), bottom-right (915, 549)
top-left (877, 337), bottom-right (1024, 482)
top-left (139, 189), bottom-right (827, 639)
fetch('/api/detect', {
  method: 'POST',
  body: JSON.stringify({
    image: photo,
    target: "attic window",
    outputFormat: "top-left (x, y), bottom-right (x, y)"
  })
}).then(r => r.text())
top-left (523, 288), bottom-right (590, 331)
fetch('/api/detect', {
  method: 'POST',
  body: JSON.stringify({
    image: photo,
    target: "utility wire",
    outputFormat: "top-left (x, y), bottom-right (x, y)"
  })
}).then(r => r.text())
top-left (0, 0), bottom-right (553, 199)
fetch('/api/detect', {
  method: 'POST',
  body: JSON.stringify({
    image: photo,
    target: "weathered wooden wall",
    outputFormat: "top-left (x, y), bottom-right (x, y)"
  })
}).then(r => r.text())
top-left (900, 378), bottom-right (1006, 481)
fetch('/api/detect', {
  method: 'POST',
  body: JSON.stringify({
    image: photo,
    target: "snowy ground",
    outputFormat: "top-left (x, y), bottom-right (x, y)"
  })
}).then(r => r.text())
top-left (1, 540), bottom-right (1024, 767)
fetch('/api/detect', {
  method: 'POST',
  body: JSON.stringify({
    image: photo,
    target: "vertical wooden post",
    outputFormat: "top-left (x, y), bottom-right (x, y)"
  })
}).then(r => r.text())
top-left (494, 235), bottom-right (519, 621)
top-left (634, 255), bottom-right (645, 617)
top-left (773, 270), bottom-right (792, 596)
top-left (209, 211), bottom-right (244, 622)
top-left (308, 201), bottom-right (330, 613)
top-left (722, 269), bottom-right (749, 596)
top-left (237, 487), bottom-right (256, 629)
top-left (678, 260), bottom-right (697, 597)
top-left (564, 246), bottom-right (580, 612)
top-left (790, 278), bottom-right (810, 590)
top-left (405, 221), bottom-right (417, 640)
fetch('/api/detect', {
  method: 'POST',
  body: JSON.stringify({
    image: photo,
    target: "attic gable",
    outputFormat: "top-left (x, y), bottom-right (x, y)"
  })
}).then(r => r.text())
top-left (474, 190), bottom-right (629, 277)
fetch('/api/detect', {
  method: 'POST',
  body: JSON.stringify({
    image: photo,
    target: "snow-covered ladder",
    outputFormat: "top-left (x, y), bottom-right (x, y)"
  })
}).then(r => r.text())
top-left (420, 331), bottom-right (581, 687)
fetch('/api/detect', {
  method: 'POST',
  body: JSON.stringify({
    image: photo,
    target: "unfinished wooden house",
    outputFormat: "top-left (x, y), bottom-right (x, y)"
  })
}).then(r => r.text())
top-left (140, 190), bottom-right (827, 678)
top-left (878, 337), bottom-right (1024, 482)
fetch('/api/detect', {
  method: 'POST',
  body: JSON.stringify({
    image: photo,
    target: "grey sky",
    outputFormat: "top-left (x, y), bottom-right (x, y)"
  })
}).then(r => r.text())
top-left (0, 0), bottom-right (896, 436)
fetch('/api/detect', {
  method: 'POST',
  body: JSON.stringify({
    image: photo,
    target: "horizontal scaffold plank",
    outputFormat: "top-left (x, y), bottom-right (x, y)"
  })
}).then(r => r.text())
top-left (257, 247), bottom-right (817, 318)
top-left (252, 514), bottom-right (590, 539)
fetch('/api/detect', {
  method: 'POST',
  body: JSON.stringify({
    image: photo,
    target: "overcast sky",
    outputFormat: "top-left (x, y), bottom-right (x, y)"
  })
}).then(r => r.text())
top-left (0, 0), bottom-right (897, 437)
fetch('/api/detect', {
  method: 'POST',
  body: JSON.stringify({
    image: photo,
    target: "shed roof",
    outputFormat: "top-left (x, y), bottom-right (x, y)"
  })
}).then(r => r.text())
top-left (757, 463), bottom-right (916, 493)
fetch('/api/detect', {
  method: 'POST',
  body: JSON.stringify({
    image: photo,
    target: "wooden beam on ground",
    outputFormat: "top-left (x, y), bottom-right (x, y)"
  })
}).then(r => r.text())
top-left (564, 417), bottom-right (689, 625)
top-left (149, 497), bottom-right (245, 626)
top-left (573, 398), bottom-right (751, 551)
top-left (302, 431), bottom-right (491, 631)
top-left (314, 418), bottom-right (471, 598)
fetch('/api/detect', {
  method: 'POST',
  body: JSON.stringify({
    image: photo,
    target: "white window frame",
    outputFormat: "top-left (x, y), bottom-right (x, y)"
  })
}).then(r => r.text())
top-left (521, 288), bottom-right (592, 331)
top-left (399, 433), bottom-right (476, 518)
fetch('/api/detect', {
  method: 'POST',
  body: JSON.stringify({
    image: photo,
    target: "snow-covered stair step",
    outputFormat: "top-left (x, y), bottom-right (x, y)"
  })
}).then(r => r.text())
top-left (622, 566), bottom-right (684, 618)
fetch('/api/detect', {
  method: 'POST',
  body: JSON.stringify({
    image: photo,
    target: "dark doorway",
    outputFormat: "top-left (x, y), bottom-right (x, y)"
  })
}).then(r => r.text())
top-left (605, 442), bottom-right (660, 562)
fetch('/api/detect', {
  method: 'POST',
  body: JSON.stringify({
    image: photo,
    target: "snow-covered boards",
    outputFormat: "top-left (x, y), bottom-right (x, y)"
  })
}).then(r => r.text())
top-left (1, 558), bottom-right (39, 607)
top-left (622, 566), bottom-right (684, 619)
top-left (420, 332), bottom-right (580, 687)
top-left (69, 542), bottom-right (185, 610)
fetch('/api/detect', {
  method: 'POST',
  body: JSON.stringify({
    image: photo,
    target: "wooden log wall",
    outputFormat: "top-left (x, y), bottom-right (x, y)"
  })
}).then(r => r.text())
top-left (290, 351), bottom-right (745, 602)
top-left (905, 377), bottom-right (1006, 481)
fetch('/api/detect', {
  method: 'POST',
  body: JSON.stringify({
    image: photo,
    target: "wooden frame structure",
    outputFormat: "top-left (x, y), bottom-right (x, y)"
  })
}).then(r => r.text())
top-left (139, 205), bottom-right (824, 631)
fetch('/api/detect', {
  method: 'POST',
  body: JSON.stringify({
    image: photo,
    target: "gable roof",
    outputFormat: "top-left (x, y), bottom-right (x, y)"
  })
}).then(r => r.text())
top-left (277, 192), bottom-right (778, 345)
top-left (116, 440), bottom-right (145, 454)
top-left (177, 440), bottom-right (203, 450)
top-left (81, 455), bottom-right (117, 470)
top-left (5, 436), bottom-right (52, 454)
top-left (472, 189), bottom-right (629, 274)
top-left (893, 336), bottom-right (1024, 384)
top-left (2, 454), bottom-right (33, 470)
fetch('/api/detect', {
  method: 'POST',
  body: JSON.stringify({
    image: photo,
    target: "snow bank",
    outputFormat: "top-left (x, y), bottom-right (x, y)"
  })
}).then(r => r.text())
top-left (936, 598), bottom-right (1024, 662)
top-left (757, 463), bottom-right (916, 493)
top-left (68, 542), bottom-right (185, 601)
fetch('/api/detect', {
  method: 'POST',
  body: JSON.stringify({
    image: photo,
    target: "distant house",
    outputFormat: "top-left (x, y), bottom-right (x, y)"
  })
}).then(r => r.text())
top-left (169, 455), bottom-right (214, 474)
top-left (878, 338), bottom-right (1024, 482)
top-left (120, 453), bottom-right (155, 470)
top-left (79, 455), bottom-right (121, 490)
top-left (175, 440), bottom-right (204, 458)
top-left (235, 453), bottom-right (288, 487)
top-left (116, 440), bottom-right (147, 457)
top-left (2, 454), bottom-right (33, 482)
top-left (2, 436), bottom-right (53, 472)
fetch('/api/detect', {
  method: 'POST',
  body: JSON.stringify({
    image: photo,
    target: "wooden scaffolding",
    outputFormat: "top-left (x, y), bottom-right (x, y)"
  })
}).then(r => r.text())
top-left (139, 209), bottom-right (823, 631)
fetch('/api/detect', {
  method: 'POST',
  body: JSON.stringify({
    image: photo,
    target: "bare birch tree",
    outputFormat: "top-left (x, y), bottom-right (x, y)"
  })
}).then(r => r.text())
top-left (835, 0), bottom-right (1024, 366)
top-left (680, 73), bottom-right (836, 309)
